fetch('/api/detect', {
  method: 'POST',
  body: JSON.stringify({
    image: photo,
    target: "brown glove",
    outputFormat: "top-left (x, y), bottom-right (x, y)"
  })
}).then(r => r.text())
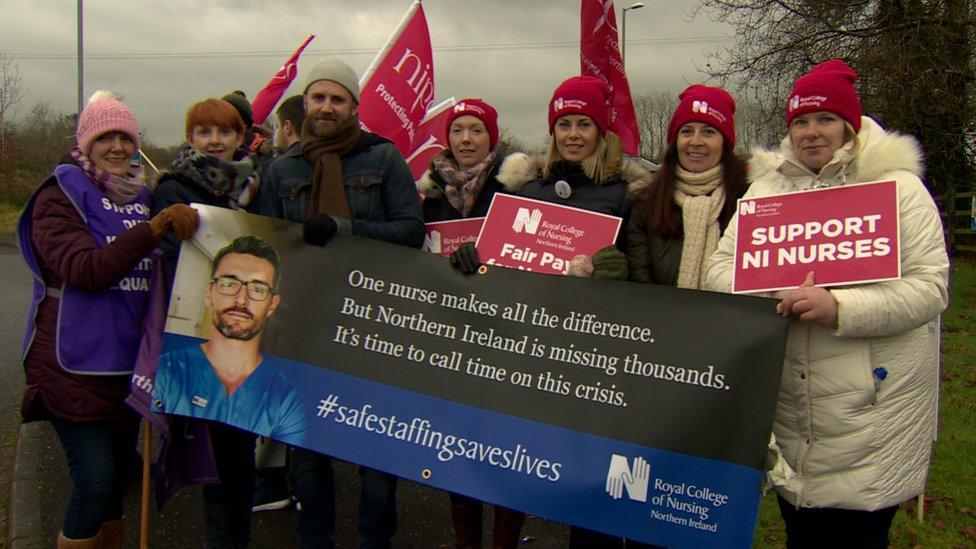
top-left (149, 204), bottom-right (199, 240)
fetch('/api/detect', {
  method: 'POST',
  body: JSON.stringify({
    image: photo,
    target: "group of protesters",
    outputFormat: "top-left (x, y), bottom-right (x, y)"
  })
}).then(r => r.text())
top-left (17, 53), bottom-right (948, 549)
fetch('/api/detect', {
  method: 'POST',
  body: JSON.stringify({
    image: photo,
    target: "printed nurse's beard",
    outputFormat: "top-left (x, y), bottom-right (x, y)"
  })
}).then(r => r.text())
top-left (213, 306), bottom-right (263, 341)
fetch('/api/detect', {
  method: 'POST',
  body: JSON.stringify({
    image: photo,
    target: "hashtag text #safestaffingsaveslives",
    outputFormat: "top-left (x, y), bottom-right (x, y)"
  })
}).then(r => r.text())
top-left (316, 394), bottom-right (562, 481)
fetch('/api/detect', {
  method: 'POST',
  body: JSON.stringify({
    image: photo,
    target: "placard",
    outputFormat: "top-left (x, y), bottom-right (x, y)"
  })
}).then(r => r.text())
top-left (733, 180), bottom-right (900, 293)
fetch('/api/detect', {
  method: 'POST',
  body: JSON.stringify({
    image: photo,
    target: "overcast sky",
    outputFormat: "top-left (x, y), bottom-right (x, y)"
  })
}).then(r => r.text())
top-left (0, 0), bottom-right (732, 149)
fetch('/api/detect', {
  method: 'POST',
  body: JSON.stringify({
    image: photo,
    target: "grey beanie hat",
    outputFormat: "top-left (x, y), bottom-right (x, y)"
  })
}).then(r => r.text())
top-left (304, 59), bottom-right (360, 104)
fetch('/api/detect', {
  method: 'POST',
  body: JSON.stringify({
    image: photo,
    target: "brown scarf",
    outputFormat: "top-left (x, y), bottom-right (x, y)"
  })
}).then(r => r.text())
top-left (301, 114), bottom-right (361, 219)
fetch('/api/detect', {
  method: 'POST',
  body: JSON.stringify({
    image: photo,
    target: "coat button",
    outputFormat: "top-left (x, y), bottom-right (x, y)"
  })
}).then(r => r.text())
top-left (800, 372), bottom-right (806, 380)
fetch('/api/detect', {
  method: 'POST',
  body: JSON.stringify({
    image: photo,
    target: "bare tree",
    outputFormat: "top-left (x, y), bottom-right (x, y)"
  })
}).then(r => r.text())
top-left (633, 89), bottom-right (780, 160)
top-left (694, 0), bottom-right (975, 200)
top-left (634, 91), bottom-right (679, 162)
top-left (0, 52), bottom-right (27, 154)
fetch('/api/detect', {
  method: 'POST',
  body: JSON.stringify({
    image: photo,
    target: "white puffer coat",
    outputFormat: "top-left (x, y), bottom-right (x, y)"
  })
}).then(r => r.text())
top-left (705, 116), bottom-right (949, 511)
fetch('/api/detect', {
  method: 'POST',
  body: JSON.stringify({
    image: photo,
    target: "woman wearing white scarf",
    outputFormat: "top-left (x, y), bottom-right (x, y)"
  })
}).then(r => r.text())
top-left (627, 85), bottom-right (747, 289)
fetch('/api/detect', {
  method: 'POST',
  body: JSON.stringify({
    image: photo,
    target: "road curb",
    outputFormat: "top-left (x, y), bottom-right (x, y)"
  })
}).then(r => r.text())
top-left (9, 422), bottom-right (45, 548)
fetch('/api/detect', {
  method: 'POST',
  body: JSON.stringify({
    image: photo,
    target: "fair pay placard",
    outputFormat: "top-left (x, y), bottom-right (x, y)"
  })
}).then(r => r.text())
top-left (476, 194), bottom-right (622, 276)
top-left (733, 180), bottom-right (901, 293)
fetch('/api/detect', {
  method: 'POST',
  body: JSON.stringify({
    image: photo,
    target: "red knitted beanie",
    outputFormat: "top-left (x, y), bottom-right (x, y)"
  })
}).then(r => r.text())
top-left (787, 59), bottom-right (862, 132)
top-left (667, 84), bottom-right (737, 148)
top-left (445, 98), bottom-right (499, 150)
top-left (548, 76), bottom-right (610, 134)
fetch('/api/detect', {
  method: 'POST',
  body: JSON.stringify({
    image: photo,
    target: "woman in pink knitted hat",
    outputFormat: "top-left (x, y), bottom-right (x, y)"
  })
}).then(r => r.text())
top-left (628, 84), bottom-right (747, 289)
top-left (706, 59), bottom-right (949, 547)
top-left (16, 91), bottom-right (197, 548)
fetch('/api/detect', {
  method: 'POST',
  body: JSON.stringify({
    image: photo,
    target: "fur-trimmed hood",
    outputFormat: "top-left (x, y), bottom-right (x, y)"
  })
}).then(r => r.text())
top-left (416, 149), bottom-right (538, 198)
top-left (747, 116), bottom-right (924, 185)
top-left (525, 153), bottom-right (652, 197)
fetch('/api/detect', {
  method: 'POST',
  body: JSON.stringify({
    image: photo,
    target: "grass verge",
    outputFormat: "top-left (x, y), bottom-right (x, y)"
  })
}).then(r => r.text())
top-left (753, 258), bottom-right (976, 548)
top-left (0, 202), bottom-right (22, 234)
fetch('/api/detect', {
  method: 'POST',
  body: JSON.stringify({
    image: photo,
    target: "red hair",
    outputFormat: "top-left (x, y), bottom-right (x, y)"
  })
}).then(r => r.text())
top-left (184, 99), bottom-right (245, 136)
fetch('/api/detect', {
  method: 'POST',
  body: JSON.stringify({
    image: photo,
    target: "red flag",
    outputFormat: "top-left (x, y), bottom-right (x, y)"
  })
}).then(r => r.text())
top-left (358, 1), bottom-right (435, 155)
top-left (251, 35), bottom-right (315, 126)
top-left (580, 0), bottom-right (640, 155)
top-left (405, 98), bottom-right (456, 180)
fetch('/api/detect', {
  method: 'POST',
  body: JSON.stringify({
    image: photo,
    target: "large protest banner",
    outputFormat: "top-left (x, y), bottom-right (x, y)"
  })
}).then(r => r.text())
top-left (154, 205), bottom-right (788, 547)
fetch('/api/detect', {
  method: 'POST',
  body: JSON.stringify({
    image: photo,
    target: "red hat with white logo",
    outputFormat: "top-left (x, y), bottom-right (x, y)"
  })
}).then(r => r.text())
top-left (666, 84), bottom-right (737, 148)
top-left (786, 59), bottom-right (862, 132)
top-left (445, 98), bottom-right (499, 150)
top-left (548, 76), bottom-right (610, 134)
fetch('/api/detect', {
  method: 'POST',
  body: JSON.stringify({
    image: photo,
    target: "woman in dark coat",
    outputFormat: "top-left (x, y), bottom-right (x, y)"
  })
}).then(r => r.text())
top-left (418, 98), bottom-right (535, 549)
top-left (150, 97), bottom-right (263, 549)
top-left (627, 84), bottom-right (747, 289)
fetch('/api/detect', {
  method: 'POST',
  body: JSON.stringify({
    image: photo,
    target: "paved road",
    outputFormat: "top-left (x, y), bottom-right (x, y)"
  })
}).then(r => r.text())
top-left (1, 236), bottom-right (568, 547)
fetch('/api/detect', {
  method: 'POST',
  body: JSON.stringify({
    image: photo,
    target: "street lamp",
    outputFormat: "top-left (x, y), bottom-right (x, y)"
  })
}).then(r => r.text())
top-left (621, 2), bottom-right (645, 68)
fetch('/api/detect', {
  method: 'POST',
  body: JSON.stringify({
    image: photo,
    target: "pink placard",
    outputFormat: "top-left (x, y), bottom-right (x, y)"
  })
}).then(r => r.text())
top-left (423, 217), bottom-right (484, 257)
top-left (476, 194), bottom-right (621, 276)
top-left (733, 180), bottom-right (901, 293)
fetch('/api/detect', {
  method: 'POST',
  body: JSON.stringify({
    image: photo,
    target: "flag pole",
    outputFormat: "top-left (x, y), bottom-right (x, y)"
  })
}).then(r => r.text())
top-left (420, 97), bottom-right (456, 124)
top-left (139, 150), bottom-right (160, 174)
top-left (140, 420), bottom-right (152, 548)
top-left (358, 0), bottom-right (421, 88)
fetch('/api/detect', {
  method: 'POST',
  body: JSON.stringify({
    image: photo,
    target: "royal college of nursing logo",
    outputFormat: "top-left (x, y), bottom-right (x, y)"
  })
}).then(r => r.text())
top-left (553, 97), bottom-right (565, 112)
top-left (454, 102), bottom-right (485, 116)
top-left (423, 230), bottom-right (442, 254)
top-left (512, 208), bottom-right (543, 234)
top-left (738, 200), bottom-right (756, 216)
top-left (605, 454), bottom-right (650, 502)
top-left (692, 100), bottom-right (709, 114)
top-left (789, 95), bottom-right (800, 112)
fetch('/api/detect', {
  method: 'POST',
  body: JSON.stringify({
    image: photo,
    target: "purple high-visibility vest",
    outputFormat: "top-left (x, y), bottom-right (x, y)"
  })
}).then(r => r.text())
top-left (18, 164), bottom-right (152, 375)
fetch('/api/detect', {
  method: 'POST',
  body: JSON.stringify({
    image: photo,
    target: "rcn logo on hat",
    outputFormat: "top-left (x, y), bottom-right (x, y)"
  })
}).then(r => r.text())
top-left (553, 97), bottom-right (587, 112)
top-left (605, 454), bottom-right (650, 502)
top-left (789, 95), bottom-right (800, 111)
top-left (691, 100), bottom-right (728, 123)
top-left (454, 102), bottom-right (485, 116)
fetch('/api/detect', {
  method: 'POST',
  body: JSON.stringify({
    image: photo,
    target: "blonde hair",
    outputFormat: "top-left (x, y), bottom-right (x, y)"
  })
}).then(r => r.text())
top-left (543, 130), bottom-right (623, 184)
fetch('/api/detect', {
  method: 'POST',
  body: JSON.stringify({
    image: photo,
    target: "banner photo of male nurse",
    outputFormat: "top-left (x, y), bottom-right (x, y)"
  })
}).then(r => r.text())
top-left (153, 205), bottom-right (789, 547)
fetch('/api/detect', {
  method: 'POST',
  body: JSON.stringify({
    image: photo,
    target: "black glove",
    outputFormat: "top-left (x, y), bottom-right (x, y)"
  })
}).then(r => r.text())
top-left (450, 242), bottom-right (481, 274)
top-left (591, 246), bottom-right (629, 280)
top-left (303, 214), bottom-right (338, 247)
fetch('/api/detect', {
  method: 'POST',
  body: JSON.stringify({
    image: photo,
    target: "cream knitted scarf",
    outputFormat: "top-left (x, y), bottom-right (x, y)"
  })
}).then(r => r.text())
top-left (673, 164), bottom-right (725, 289)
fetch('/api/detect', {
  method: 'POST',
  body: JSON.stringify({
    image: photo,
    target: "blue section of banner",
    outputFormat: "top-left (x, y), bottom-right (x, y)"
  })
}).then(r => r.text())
top-left (163, 333), bottom-right (762, 548)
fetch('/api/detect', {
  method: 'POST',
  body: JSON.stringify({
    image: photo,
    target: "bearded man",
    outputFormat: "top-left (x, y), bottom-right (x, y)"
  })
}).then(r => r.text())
top-left (257, 58), bottom-right (424, 549)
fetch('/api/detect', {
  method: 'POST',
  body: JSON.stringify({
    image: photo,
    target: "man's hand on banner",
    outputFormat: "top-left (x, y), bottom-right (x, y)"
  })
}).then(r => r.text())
top-left (303, 214), bottom-right (338, 247)
top-left (450, 242), bottom-right (481, 274)
top-left (776, 271), bottom-right (839, 328)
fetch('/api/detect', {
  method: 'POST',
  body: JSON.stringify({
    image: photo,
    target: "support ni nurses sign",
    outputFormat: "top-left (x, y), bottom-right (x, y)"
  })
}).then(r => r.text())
top-left (733, 180), bottom-right (900, 293)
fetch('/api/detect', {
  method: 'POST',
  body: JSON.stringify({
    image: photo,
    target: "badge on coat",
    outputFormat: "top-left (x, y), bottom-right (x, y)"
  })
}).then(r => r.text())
top-left (554, 180), bottom-right (572, 199)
